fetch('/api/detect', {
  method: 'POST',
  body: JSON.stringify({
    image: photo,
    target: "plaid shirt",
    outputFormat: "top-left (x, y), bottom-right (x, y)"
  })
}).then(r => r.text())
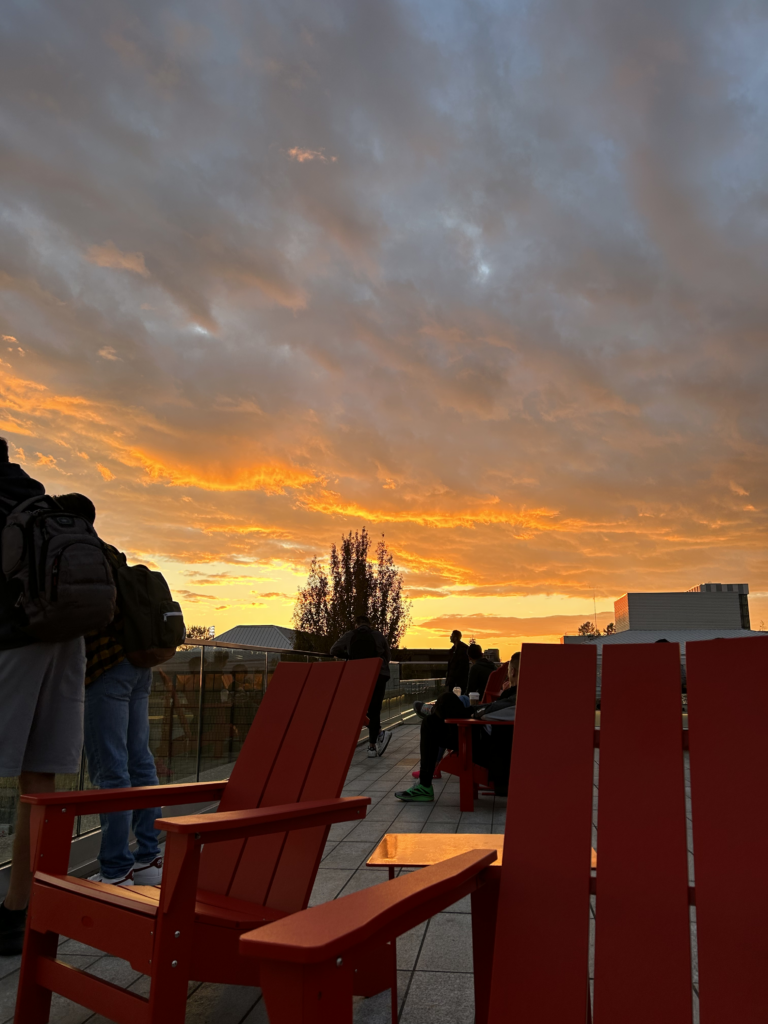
top-left (84, 544), bottom-right (125, 684)
top-left (84, 623), bottom-right (124, 685)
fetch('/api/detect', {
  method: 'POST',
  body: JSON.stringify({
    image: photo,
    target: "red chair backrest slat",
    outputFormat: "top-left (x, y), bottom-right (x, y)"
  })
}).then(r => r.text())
top-left (481, 662), bottom-right (507, 704)
top-left (267, 660), bottom-right (388, 912)
top-left (228, 661), bottom-right (347, 903)
top-left (687, 637), bottom-right (768, 1024)
top-left (197, 659), bottom-right (378, 903)
top-left (594, 644), bottom-right (692, 1024)
top-left (197, 662), bottom-right (313, 893)
top-left (490, 643), bottom-right (596, 1022)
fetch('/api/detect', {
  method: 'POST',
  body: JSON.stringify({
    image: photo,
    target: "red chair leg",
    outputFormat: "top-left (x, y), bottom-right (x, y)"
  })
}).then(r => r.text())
top-left (14, 925), bottom-right (57, 1024)
top-left (458, 729), bottom-right (475, 812)
top-left (146, 832), bottom-right (201, 1023)
top-left (261, 959), bottom-right (354, 1024)
top-left (471, 868), bottom-right (500, 1024)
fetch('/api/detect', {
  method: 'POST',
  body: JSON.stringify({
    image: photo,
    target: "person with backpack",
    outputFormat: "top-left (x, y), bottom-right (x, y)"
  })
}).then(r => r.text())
top-left (54, 493), bottom-right (185, 887)
top-left (0, 442), bottom-right (116, 956)
top-left (330, 615), bottom-right (392, 758)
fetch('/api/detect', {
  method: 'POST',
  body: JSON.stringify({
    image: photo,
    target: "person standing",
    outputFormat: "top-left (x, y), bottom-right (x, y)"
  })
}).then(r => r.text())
top-left (54, 493), bottom-right (163, 888)
top-left (0, 443), bottom-right (87, 955)
top-left (331, 615), bottom-right (392, 758)
top-left (445, 629), bottom-right (470, 693)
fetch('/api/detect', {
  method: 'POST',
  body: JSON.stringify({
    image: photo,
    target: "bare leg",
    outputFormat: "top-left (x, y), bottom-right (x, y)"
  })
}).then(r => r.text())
top-left (4, 772), bottom-right (55, 910)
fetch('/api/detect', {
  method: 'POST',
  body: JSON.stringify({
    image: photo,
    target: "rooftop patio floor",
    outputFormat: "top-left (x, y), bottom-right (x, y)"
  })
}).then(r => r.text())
top-left (1, 721), bottom-right (508, 1024)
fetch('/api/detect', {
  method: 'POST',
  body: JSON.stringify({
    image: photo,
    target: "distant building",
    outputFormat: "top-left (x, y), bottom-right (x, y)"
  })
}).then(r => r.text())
top-left (215, 624), bottom-right (295, 649)
top-left (560, 583), bottom-right (765, 679)
top-left (614, 582), bottom-right (750, 632)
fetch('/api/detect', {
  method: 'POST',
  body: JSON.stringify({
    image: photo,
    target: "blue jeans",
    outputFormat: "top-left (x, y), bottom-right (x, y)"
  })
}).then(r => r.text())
top-left (83, 658), bottom-right (161, 878)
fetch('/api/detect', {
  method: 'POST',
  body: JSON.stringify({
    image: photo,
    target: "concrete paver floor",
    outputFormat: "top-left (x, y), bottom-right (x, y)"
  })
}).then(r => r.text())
top-left (0, 721), bottom-right (506, 1023)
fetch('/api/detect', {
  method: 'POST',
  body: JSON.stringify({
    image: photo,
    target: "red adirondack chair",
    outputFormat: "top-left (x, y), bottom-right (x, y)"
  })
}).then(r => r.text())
top-left (437, 718), bottom-right (514, 811)
top-left (412, 663), bottom-right (512, 796)
top-left (240, 638), bottom-right (768, 1023)
top-left (15, 658), bottom-right (386, 1024)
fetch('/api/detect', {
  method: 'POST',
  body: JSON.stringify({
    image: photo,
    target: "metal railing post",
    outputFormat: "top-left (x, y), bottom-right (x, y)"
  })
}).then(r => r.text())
top-left (195, 645), bottom-right (204, 782)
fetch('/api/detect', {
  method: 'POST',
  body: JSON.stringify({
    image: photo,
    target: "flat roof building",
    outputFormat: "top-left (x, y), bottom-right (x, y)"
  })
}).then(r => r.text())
top-left (614, 583), bottom-right (750, 632)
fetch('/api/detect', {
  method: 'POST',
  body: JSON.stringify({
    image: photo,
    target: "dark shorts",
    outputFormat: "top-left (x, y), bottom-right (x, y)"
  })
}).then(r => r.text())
top-left (0, 638), bottom-right (85, 776)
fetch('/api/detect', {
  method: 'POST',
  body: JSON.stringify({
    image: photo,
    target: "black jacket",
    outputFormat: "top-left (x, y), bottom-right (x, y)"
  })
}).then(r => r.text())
top-left (445, 640), bottom-right (469, 692)
top-left (467, 657), bottom-right (496, 697)
top-left (0, 462), bottom-right (45, 649)
top-left (330, 626), bottom-right (391, 680)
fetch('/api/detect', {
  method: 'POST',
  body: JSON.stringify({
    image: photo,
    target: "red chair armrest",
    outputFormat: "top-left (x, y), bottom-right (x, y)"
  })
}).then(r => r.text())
top-left (157, 796), bottom-right (371, 842)
top-left (21, 780), bottom-right (228, 814)
top-left (240, 849), bottom-right (496, 964)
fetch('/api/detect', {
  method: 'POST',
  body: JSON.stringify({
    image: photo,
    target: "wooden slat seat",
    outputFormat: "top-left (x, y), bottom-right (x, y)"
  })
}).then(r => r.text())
top-left (127, 885), bottom-right (291, 929)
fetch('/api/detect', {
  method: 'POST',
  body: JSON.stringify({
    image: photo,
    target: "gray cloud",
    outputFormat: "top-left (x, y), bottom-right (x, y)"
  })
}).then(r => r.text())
top-left (1, 0), bottom-right (767, 610)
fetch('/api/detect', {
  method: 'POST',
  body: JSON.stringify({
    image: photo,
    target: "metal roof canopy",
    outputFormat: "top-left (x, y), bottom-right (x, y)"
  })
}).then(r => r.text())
top-left (215, 624), bottom-right (296, 649)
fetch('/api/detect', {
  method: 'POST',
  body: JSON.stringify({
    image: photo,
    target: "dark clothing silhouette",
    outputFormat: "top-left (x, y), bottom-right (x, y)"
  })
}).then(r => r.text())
top-left (0, 462), bottom-right (45, 649)
top-left (467, 656), bottom-right (495, 696)
top-left (445, 639), bottom-right (469, 693)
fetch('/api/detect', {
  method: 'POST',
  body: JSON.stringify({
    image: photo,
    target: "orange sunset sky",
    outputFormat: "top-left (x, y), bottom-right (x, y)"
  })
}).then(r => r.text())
top-left (2, 1), bottom-right (768, 655)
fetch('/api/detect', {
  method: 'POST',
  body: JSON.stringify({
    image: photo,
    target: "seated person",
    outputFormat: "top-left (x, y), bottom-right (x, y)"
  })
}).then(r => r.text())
top-left (467, 643), bottom-right (496, 697)
top-left (396, 652), bottom-right (519, 803)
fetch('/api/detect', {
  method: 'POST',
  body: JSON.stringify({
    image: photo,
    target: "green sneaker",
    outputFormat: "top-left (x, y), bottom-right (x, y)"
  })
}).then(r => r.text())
top-left (394, 783), bottom-right (434, 802)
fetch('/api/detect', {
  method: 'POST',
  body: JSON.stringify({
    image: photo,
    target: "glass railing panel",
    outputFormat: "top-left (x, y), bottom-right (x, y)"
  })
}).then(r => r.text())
top-left (197, 645), bottom-right (265, 779)
top-left (148, 646), bottom-right (204, 785)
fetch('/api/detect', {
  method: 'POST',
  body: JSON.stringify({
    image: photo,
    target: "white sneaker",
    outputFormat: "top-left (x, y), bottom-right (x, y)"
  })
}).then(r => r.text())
top-left (367, 746), bottom-right (378, 758)
top-left (88, 869), bottom-right (134, 887)
top-left (133, 856), bottom-right (163, 885)
top-left (376, 731), bottom-right (392, 757)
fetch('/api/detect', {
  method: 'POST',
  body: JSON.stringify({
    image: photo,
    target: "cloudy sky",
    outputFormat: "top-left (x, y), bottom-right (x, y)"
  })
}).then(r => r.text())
top-left (2, 0), bottom-right (768, 652)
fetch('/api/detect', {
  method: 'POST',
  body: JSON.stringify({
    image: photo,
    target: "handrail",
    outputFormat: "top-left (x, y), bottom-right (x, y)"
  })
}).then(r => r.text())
top-left (181, 638), bottom-right (335, 657)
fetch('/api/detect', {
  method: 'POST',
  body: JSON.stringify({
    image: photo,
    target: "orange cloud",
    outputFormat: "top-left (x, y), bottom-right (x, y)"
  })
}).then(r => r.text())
top-left (416, 613), bottom-right (613, 639)
top-left (0, 370), bottom-right (317, 496)
top-left (86, 241), bottom-right (149, 276)
top-left (301, 490), bottom-right (561, 532)
top-left (119, 448), bottom-right (317, 493)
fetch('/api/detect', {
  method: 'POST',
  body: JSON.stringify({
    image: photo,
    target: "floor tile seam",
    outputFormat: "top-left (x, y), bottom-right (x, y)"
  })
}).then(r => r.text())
top-left (400, 916), bottom-right (432, 1016)
top-left (236, 992), bottom-right (264, 1023)
top-left (411, 966), bottom-right (474, 973)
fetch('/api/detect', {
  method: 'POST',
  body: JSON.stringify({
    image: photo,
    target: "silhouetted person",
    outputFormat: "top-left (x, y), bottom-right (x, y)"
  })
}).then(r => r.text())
top-left (331, 615), bottom-right (392, 758)
top-left (467, 643), bottom-right (495, 697)
top-left (55, 492), bottom-right (163, 887)
top-left (445, 629), bottom-right (470, 693)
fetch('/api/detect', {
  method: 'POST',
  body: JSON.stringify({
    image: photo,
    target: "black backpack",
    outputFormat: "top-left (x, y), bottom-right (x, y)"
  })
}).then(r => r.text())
top-left (348, 626), bottom-right (379, 660)
top-left (107, 549), bottom-right (186, 667)
top-left (1, 495), bottom-right (116, 642)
